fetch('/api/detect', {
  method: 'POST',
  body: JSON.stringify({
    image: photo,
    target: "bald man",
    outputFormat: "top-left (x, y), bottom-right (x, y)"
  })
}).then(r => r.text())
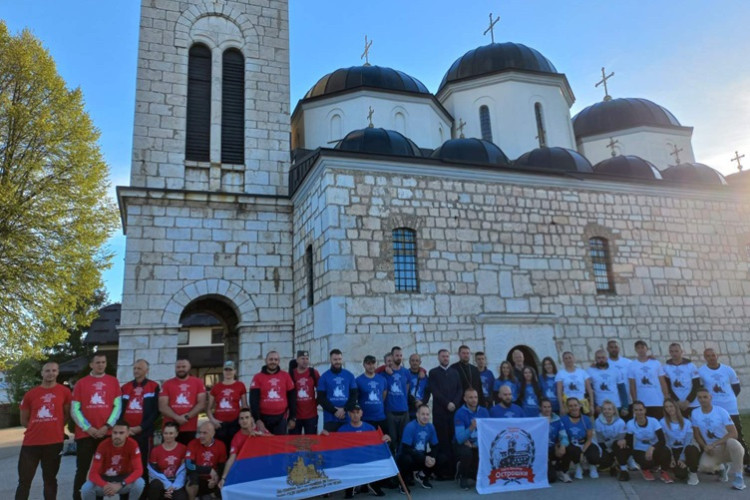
top-left (159, 359), bottom-right (206, 445)
top-left (121, 359), bottom-right (160, 487)
top-left (185, 421), bottom-right (227, 500)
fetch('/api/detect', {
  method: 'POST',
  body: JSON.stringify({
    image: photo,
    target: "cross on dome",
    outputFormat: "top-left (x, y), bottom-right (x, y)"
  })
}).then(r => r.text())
top-left (483, 13), bottom-right (500, 44)
top-left (595, 67), bottom-right (615, 102)
top-left (361, 35), bottom-right (373, 66)
top-left (731, 150), bottom-right (745, 172)
top-left (605, 137), bottom-right (620, 157)
top-left (668, 143), bottom-right (683, 165)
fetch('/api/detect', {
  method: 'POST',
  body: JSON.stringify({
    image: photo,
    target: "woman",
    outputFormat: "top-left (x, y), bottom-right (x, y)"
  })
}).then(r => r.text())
top-left (148, 421), bottom-right (188, 500)
top-left (540, 357), bottom-right (561, 413)
top-left (518, 366), bottom-right (543, 417)
top-left (556, 352), bottom-right (594, 416)
top-left (493, 361), bottom-right (518, 404)
top-left (541, 398), bottom-right (571, 483)
top-left (594, 400), bottom-right (630, 481)
top-left (661, 398), bottom-right (700, 485)
top-left (560, 397), bottom-right (601, 479)
top-left (626, 401), bottom-right (672, 483)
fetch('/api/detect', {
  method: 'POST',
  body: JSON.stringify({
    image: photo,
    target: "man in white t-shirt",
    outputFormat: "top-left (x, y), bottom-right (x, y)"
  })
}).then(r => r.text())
top-left (587, 349), bottom-right (626, 416)
top-left (690, 388), bottom-right (746, 490)
top-left (628, 340), bottom-right (668, 419)
top-left (607, 340), bottom-right (632, 409)
top-left (662, 343), bottom-right (700, 415)
top-left (697, 348), bottom-right (750, 470)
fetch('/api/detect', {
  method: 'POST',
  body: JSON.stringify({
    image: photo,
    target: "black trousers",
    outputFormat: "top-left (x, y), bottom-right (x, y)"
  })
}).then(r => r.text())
top-left (215, 419), bottom-right (240, 453)
top-left (289, 416), bottom-right (318, 435)
top-left (730, 414), bottom-right (750, 464)
top-left (670, 445), bottom-right (700, 477)
top-left (386, 412), bottom-right (409, 453)
top-left (260, 413), bottom-right (288, 435)
top-left (432, 412), bottom-right (455, 479)
top-left (323, 421), bottom-right (344, 433)
top-left (599, 442), bottom-right (630, 469)
top-left (74, 436), bottom-right (105, 500)
top-left (456, 444), bottom-right (479, 481)
top-left (176, 431), bottom-right (195, 446)
top-left (15, 442), bottom-right (63, 500)
top-left (147, 479), bottom-right (188, 500)
top-left (566, 444), bottom-right (601, 465)
top-left (547, 446), bottom-right (570, 483)
top-left (133, 432), bottom-right (152, 488)
top-left (397, 449), bottom-right (435, 478)
top-left (632, 445), bottom-right (671, 470)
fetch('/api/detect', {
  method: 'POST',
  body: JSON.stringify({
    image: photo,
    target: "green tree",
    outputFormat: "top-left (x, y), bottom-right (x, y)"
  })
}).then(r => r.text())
top-left (0, 23), bottom-right (119, 368)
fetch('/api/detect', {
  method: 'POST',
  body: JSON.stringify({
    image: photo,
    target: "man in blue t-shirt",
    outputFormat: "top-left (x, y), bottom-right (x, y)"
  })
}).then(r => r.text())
top-left (475, 352), bottom-right (494, 409)
top-left (454, 388), bottom-right (489, 490)
top-left (490, 385), bottom-right (524, 418)
top-left (406, 354), bottom-right (430, 420)
top-left (317, 349), bottom-right (357, 432)
top-left (356, 355), bottom-right (387, 432)
top-left (397, 404), bottom-right (438, 492)
top-left (384, 346), bottom-right (410, 453)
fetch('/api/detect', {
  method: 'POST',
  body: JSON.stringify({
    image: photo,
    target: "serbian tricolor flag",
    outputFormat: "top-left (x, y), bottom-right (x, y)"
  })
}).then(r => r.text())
top-left (222, 430), bottom-right (398, 499)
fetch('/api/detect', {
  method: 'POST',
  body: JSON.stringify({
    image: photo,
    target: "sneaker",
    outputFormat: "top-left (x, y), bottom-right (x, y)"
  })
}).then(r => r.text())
top-left (659, 470), bottom-right (674, 484)
top-left (398, 484), bottom-right (409, 495)
top-left (557, 471), bottom-right (572, 483)
top-left (460, 477), bottom-right (470, 490)
top-left (414, 471), bottom-right (430, 490)
top-left (422, 478), bottom-right (433, 489)
top-left (732, 475), bottom-right (747, 490)
top-left (574, 464), bottom-right (584, 480)
top-left (589, 466), bottom-right (599, 479)
top-left (455, 461), bottom-right (461, 481)
top-left (687, 472), bottom-right (699, 486)
top-left (627, 456), bottom-right (639, 471)
top-left (719, 464), bottom-right (730, 483)
top-left (641, 469), bottom-right (655, 481)
top-left (618, 470), bottom-right (630, 482)
top-left (367, 484), bottom-right (385, 497)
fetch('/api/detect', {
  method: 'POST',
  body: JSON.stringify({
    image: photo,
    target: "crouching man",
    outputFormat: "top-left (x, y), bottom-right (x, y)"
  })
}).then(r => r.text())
top-left (185, 421), bottom-right (227, 500)
top-left (80, 420), bottom-right (145, 499)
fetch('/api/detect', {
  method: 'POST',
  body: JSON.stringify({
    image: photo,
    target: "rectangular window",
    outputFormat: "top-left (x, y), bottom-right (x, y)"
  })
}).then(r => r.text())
top-left (393, 228), bottom-right (419, 293)
top-left (178, 330), bottom-right (189, 346)
top-left (589, 237), bottom-right (615, 294)
top-left (211, 328), bottom-right (224, 344)
top-left (306, 245), bottom-right (314, 307)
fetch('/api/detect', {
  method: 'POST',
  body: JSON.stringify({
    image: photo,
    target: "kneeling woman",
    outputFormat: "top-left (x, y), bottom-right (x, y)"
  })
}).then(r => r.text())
top-left (661, 398), bottom-right (700, 485)
top-left (541, 398), bottom-right (571, 483)
top-left (594, 400), bottom-right (630, 481)
top-left (560, 397), bottom-right (601, 479)
top-left (626, 401), bottom-right (672, 483)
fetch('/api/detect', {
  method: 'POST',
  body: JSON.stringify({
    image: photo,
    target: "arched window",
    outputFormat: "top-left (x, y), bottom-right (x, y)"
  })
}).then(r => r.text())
top-left (535, 102), bottom-right (547, 147)
top-left (589, 237), bottom-right (615, 294)
top-left (479, 105), bottom-right (492, 142)
top-left (393, 228), bottom-right (419, 293)
top-left (186, 44), bottom-right (211, 161)
top-left (221, 49), bottom-right (244, 164)
top-left (306, 245), bottom-right (314, 307)
top-left (394, 112), bottom-right (406, 135)
top-left (330, 114), bottom-right (342, 142)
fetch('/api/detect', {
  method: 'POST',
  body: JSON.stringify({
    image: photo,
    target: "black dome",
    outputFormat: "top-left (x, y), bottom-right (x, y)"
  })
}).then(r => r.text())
top-left (661, 163), bottom-right (727, 186)
top-left (593, 155), bottom-right (663, 180)
top-left (305, 65), bottom-right (430, 99)
top-left (515, 147), bottom-right (593, 173)
top-left (438, 42), bottom-right (558, 93)
top-left (335, 128), bottom-right (422, 157)
top-left (573, 98), bottom-right (683, 138)
top-left (430, 138), bottom-right (509, 166)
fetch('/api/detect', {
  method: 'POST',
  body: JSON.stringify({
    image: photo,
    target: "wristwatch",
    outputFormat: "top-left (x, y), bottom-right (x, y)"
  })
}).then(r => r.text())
top-left (121, 480), bottom-right (127, 487)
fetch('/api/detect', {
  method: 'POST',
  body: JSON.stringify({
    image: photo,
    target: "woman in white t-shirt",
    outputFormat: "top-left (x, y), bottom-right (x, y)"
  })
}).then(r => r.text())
top-left (555, 352), bottom-right (594, 416)
top-left (626, 401), bottom-right (672, 483)
top-left (661, 398), bottom-right (700, 485)
top-left (595, 400), bottom-right (630, 481)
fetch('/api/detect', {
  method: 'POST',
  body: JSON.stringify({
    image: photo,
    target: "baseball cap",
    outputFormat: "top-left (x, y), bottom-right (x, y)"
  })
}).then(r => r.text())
top-left (296, 350), bottom-right (309, 358)
top-left (223, 360), bottom-right (235, 370)
top-left (349, 403), bottom-right (362, 411)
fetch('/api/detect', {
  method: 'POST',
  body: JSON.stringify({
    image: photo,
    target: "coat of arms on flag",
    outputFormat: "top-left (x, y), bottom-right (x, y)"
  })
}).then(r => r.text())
top-left (477, 418), bottom-right (549, 494)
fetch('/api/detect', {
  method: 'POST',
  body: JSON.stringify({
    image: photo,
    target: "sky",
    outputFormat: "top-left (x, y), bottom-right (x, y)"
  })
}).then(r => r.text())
top-left (2, 0), bottom-right (750, 304)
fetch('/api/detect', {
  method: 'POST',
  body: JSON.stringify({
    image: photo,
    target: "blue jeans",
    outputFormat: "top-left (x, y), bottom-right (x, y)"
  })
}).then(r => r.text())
top-left (80, 477), bottom-right (145, 500)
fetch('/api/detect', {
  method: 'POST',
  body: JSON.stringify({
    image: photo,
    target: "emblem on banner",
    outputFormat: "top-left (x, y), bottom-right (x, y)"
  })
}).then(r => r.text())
top-left (277, 436), bottom-right (341, 497)
top-left (488, 428), bottom-right (536, 485)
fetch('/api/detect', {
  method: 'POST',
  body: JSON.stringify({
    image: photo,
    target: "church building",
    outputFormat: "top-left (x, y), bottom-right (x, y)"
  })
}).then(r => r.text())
top-left (117, 0), bottom-right (750, 409)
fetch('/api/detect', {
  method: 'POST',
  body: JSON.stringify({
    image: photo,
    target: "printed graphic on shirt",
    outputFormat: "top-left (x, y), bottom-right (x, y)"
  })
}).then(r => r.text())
top-left (332, 377), bottom-right (346, 399)
top-left (36, 393), bottom-right (58, 420)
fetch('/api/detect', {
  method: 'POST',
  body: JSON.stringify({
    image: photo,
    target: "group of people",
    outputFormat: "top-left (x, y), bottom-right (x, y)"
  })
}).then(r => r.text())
top-left (14, 340), bottom-right (750, 499)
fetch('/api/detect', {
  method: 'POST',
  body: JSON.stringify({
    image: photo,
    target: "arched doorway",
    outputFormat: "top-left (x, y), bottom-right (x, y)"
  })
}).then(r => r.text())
top-left (505, 344), bottom-right (540, 375)
top-left (178, 295), bottom-right (240, 387)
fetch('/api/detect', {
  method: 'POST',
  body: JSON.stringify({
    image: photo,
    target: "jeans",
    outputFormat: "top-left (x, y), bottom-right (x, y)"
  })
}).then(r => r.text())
top-left (80, 477), bottom-right (145, 500)
top-left (15, 442), bottom-right (63, 500)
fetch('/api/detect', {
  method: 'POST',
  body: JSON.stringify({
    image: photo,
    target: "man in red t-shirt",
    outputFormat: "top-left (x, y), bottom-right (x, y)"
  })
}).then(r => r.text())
top-left (186, 421), bottom-right (227, 499)
top-left (15, 361), bottom-right (71, 500)
top-left (218, 408), bottom-right (270, 490)
top-left (80, 420), bottom-right (145, 499)
top-left (159, 358), bottom-right (206, 445)
top-left (71, 353), bottom-right (122, 500)
top-left (207, 360), bottom-right (247, 452)
top-left (289, 350), bottom-right (320, 435)
top-left (121, 358), bottom-right (160, 487)
top-left (250, 351), bottom-right (296, 435)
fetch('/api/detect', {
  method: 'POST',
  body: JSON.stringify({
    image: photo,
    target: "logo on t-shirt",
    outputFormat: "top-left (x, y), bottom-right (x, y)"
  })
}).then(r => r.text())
top-left (201, 450), bottom-right (214, 465)
top-left (712, 383), bottom-right (725, 394)
top-left (298, 387), bottom-right (310, 399)
top-left (128, 399), bottom-right (143, 411)
top-left (640, 376), bottom-right (652, 386)
top-left (568, 382), bottom-right (579, 391)
top-left (369, 390), bottom-right (379, 402)
top-left (390, 381), bottom-right (403, 395)
top-left (36, 405), bottom-right (54, 419)
top-left (176, 393), bottom-right (190, 405)
top-left (90, 392), bottom-right (105, 405)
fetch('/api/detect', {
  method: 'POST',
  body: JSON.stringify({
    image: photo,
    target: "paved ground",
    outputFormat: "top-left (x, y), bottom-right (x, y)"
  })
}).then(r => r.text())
top-left (1, 426), bottom-right (746, 499)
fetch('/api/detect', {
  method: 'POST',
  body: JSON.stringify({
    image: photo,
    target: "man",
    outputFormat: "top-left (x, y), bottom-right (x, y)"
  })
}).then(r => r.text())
top-left (663, 343), bottom-right (700, 414)
top-left (185, 421), bottom-right (227, 500)
top-left (691, 388), bottom-right (746, 490)
top-left (451, 345), bottom-right (486, 408)
top-left (80, 420), bottom-right (145, 500)
top-left (159, 359), bottom-right (207, 445)
top-left (317, 349), bottom-right (358, 432)
top-left (121, 359), bottom-right (160, 488)
top-left (397, 404), bottom-right (438, 492)
top-left (375, 352), bottom-right (393, 375)
top-left (510, 349), bottom-right (531, 381)
top-left (71, 353), bottom-right (122, 500)
top-left (219, 408), bottom-right (269, 489)
top-left (454, 388), bottom-right (489, 490)
top-left (250, 351), bottom-right (296, 435)
top-left (407, 353), bottom-right (430, 419)
top-left (356, 355), bottom-right (387, 432)
top-left (207, 360), bottom-right (247, 451)
top-left (607, 339), bottom-right (632, 409)
top-left (15, 361), bottom-right (71, 500)
top-left (384, 346), bottom-right (410, 452)
top-left (288, 350), bottom-right (320, 435)
top-left (489, 385), bottom-right (524, 418)
top-left (627, 340), bottom-right (668, 418)
top-left (428, 349), bottom-right (463, 480)
top-left (698, 348), bottom-right (750, 469)
top-left (587, 349), bottom-right (627, 416)
top-left (475, 352), bottom-right (494, 409)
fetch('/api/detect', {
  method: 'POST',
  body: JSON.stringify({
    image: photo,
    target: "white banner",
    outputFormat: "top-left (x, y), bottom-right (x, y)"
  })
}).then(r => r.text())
top-left (476, 417), bottom-right (549, 494)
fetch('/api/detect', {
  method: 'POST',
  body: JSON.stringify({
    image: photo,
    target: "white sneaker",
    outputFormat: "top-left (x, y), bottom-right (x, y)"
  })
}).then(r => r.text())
top-left (627, 456), bottom-right (639, 471)
top-left (687, 472), bottom-right (699, 486)
top-left (574, 464), bottom-right (584, 480)
top-left (556, 471), bottom-right (572, 483)
top-left (719, 464), bottom-right (729, 482)
top-left (589, 466), bottom-right (599, 479)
